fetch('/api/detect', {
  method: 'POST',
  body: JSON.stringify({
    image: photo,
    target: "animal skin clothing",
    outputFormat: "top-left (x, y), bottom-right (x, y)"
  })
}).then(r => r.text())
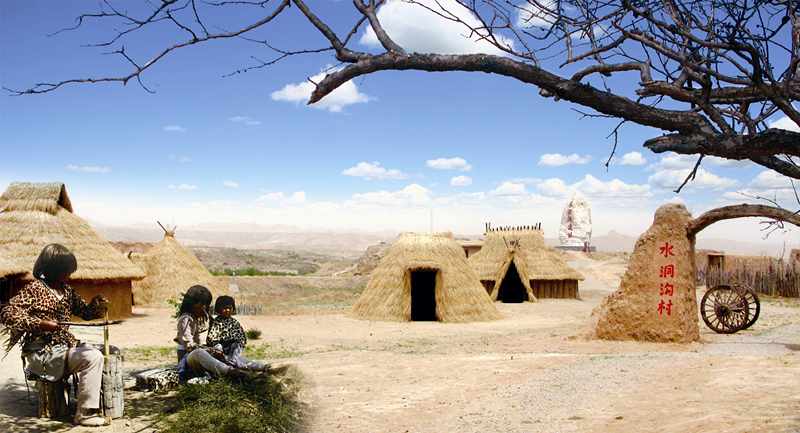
top-left (1, 280), bottom-right (106, 411)
top-left (1, 280), bottom-right (102, 355)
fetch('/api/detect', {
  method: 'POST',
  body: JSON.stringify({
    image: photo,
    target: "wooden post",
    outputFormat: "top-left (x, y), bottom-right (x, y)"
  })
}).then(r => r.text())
top-left (36, 378), bottom-right (69, 418)
top-left (99, 300), bottom-right (124, 418)
top-left (102, 355), bottom-right (124, 418)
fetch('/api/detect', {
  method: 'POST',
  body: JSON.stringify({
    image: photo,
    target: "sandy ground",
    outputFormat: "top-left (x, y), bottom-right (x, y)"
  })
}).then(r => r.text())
top-left (1, 256), bottom-right (799, 432)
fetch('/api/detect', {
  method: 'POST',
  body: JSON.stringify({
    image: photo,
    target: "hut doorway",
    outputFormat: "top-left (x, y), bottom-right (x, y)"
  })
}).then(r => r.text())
top-left (497, 261), bottom-right (528, 303)
top-left (410, 269), bottom-right (438, 321)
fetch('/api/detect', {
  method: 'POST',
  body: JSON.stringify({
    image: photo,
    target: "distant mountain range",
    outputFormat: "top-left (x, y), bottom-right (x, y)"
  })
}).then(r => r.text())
top-left (90, 222), bottom-right (794, 258)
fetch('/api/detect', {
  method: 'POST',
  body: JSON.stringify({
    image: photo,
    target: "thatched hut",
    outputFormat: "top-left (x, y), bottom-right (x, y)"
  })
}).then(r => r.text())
top-left (348, 232), bottom-right (502, 323)
top-left (0, 256), bottom-right (28, 305)
top-left (128, 227), bottom-right (230, 307)
top-left (469, 226), bottom-right (584, 302)
top-left (0, 182), bottom-right (146, 318)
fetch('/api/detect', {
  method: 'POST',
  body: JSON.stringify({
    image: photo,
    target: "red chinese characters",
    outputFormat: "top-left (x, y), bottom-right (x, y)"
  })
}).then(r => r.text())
top-left (659, 265), bottom-right (675, 278)
top-left (656, 241), bottom-right (677, 316)
top-left (659, 241), bottom-right (675, 258)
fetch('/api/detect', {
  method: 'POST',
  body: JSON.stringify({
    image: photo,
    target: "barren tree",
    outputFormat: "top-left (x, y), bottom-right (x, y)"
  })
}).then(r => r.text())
top-left (7, 1), bottom-right (800, 210)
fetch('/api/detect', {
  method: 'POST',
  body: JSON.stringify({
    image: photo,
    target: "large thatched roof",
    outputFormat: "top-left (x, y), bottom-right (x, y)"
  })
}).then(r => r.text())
top-left (129, 231), bottom-right (230, 307)
top-left (469, 227), bottom-right (584, 301)
top-left (0, 256), bottom-right (28, 279)
top-left (0, 182), bottom-right (145, 282)
top-left (348, 232), bottom-right (501, 323)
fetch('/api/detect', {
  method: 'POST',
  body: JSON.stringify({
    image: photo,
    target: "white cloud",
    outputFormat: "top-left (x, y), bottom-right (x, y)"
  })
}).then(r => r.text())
top-left (516, 0), bottom-right (558, 29)
top-left (646, 154), bottom-right (699, 171)
top-left (507, 177), bottom-right (543, 185)
top-left (535, 178), bottom-right (571, 196)
top-left (705, 156), bottom-right (752, 168)
top-left (271, 67), bottom-right (375, 113)
top-left (222, 181), bottom-right (239, 188)
top-left (167, 184), bottom-right (199, 190)
top-left (648, 168), bottom-right (739, 191)
top-left (67, 164), bottom-right (110, 173)
top-left (164, 125), bottom-right (185, 132)
top-left (427, 157), bottom-right (473, 171)
top-left (167, 155), bottom-right (190, 163)
top-left (616, 151), bottom-right (647, 166)
top-left (748, 171), bottom-right (795, 190)
top-left (450, 175), bottom-right (473, 186)
top-left (575, 174), bottom-right (652, 197)
top-left (490, 181), bottom-right (528, 196)
top-left (346, 184), bottom-right (432, 207)
top-left (342, 161), bottom-right (412, 180)
top-left (769, 115), bottom-right (800, 132)
top-left (257, 191), bottom-right (307, 206)
top-left (229, 116), bottom-right (262, 126)
top-left (538, 153), bottom-right (593, 166)
top-left (360, 0), bottom-right (514, 55)
top-left (533, 174), bottom-right (651, 198)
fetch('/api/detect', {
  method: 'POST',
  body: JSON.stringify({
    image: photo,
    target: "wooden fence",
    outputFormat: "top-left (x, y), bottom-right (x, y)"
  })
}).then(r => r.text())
top-left (236, 303), bottom-right (265, 315)
top-left (700, 263), bottom-right (800, 298)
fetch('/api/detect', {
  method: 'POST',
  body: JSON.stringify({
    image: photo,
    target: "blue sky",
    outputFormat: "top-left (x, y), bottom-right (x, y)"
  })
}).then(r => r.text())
top-left (2, 0), bottom-right (799, 247)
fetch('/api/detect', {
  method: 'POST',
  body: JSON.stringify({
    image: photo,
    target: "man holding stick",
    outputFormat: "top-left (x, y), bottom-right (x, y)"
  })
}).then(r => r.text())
top-left (1, 244), bottom-right (118, 426)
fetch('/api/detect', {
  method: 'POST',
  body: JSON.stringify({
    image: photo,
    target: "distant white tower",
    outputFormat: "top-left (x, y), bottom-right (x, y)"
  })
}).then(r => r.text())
top-left (559, 192), bottom-right (592, 247)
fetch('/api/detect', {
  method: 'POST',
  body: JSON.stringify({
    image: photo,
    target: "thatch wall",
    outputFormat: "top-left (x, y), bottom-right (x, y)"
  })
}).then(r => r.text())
top-left (469, 227), bottom-right (584, 301)
top-left (348, 232), bottom-right (501, 323)
top-left (0, 182), bottom-right (145, 318)
top-left (129, 232), bottom-right (230, 307)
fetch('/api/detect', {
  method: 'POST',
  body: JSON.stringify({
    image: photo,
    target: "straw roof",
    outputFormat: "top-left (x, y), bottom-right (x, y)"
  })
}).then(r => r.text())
top-left (469, 227), bottom-right (584, 301)
top-left (0, 182), bottom-right (145, 282)
top-left (0, 255), bottom-right (28, 279)
top-left (129, 230), bottom-right (230, 307)
top-left (348, 232), bottom-right (501, 323)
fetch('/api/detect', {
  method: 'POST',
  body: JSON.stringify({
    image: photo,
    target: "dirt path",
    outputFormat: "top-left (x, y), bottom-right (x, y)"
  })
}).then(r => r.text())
top-left (1, 257), bottom-right (798, 432)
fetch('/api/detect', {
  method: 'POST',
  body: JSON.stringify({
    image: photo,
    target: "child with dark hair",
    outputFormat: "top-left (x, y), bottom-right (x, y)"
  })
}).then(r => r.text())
top-left (207, 295), bottom-right (249, 369)
top-left (173, 286), bottom-right (247, 380)
top-left (207, 296), bottom-right (289, 373)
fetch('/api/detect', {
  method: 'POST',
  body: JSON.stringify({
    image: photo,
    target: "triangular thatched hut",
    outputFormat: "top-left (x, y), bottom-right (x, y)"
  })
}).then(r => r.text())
top-left (0, 182), bottom-right (146, 318)
top-left (348, 232), bottom-right (502, 323)
top-left (128, 226), bottom-right (230, 307)
top-left (469, 226), bottom-right (584, 302)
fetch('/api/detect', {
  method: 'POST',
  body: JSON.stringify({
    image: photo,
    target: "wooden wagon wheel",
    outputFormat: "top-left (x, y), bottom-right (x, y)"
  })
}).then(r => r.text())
top-left (730, 283), bottom-right (760, 330)
top-left (700, 285), bottom-right (750, 334)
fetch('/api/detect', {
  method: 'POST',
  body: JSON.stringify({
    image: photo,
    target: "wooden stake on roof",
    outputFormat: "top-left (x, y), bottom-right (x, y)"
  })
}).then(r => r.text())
top-left (157, 221), bottom-right (176, 236)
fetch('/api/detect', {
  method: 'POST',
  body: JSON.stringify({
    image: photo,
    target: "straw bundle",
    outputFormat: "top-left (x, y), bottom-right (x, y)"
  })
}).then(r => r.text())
top-left (469, 227), bottom-right (584, 301)
top-left (0, 182), bottom-right (145, 282)
top-left (129, 231), bottom-right (230, 307)
top-left (348, 232), bottom-right (501, 323)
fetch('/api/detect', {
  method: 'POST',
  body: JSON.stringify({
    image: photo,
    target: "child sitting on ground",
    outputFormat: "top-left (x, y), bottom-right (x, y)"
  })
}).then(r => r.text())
top-left (207, 296), bottom-right (288, 372)
top-left (206, 296), bottom-right (249, 369)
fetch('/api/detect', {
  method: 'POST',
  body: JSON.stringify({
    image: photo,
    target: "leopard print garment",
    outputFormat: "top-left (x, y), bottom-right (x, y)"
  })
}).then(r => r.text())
top-left (0, 280), bottom-right (102, 356)
top-left (206, 316), bottom-right (247, 347)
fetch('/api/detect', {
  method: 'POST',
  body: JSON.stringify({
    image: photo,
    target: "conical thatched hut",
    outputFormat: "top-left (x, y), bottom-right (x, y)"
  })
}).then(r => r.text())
top-left (348, 232), bottom-right (502, 323)
top-left (128, 227), bottom-right (230, 307)
top-left (0, 182), bottom-right (146, 318)
top-left (469, 226), bottom-right (584, 302)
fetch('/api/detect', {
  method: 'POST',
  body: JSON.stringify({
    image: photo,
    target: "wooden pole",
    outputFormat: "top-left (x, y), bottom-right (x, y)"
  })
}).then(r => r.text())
top-left (100, 301), bottom-right (110, 357)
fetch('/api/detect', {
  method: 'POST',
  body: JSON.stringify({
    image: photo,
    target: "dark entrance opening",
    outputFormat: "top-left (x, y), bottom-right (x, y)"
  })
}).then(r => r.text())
top-left (497, 261), bottom-right (527, 303)
top-left (410, 269), bottom-right (438, 321)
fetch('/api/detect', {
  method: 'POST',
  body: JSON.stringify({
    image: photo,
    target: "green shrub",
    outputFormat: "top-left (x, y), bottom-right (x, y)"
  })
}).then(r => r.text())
top-left (158, 371), bottom-right (308, 433)
top-left (246, 327), bottom-right (263, 340)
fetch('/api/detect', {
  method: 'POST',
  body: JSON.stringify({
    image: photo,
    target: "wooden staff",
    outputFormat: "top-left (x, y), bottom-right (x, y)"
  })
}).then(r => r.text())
top-left (99, 301), bottom-right (110, 356)
top-left (57, 320), bottom-right (124, 326)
